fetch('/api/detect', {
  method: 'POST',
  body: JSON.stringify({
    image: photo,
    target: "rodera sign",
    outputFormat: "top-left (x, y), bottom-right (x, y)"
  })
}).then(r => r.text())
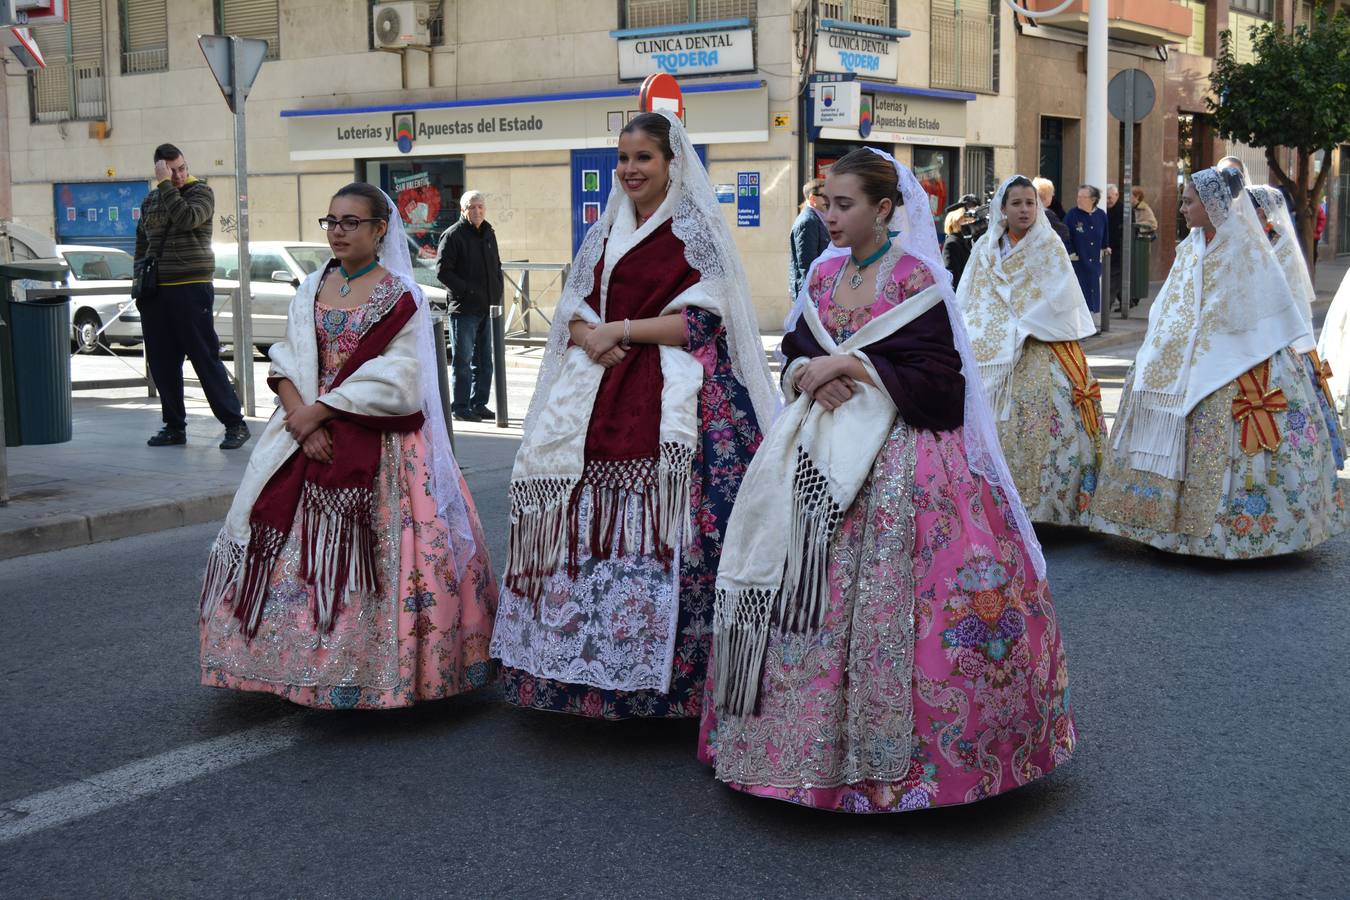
top-left (616, 26), bottom-right (754, 80)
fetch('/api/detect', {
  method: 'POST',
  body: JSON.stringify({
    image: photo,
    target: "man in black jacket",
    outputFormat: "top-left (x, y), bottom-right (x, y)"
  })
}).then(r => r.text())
top-left (436, 190), bottom-right (502, 421)
top-left (134, 143), bottom-right (248, 449)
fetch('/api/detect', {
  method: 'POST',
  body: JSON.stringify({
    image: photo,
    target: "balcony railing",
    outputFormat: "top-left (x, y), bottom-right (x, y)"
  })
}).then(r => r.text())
top-left (29, 62), bottom-right (106, 122)
top-left (931, 9), bottom-right (996, 93)
top-left (819, 0), bottom-right (891, 28)
top-left (122, 46), bottom-right (169, 74)
top-left (624, 0), bottom-right (756, 28)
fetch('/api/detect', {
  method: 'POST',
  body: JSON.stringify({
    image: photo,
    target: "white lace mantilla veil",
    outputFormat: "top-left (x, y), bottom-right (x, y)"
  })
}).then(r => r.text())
top-left (377, 189), bottom-right (477, 573)
top-left (1248, 184), bottom-right (1317, 350)
top-left (784, 148), bottom-right (1046, 579)
top-left (522, 110), bottom-right (778, 442)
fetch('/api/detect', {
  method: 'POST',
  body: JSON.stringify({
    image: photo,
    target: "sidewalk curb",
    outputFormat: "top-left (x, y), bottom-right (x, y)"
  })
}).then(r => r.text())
top-left (0, 491), bottom-right (233, 562)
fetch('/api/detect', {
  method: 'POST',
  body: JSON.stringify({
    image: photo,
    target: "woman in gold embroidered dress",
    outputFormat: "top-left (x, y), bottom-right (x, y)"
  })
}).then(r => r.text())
top-left (956, 175), bottom-right (1104, 526)
top-left (1091, 167), bottom-right (1347, 558)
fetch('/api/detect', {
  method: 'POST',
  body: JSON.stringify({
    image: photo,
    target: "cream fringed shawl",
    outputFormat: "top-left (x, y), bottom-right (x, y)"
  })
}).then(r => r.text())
top-left (1120, 227), bottom-right (1311, 481)
top-left (956, 185), bottom-right (1096, 420)
top-left (713, 285), bottom-right (943, 717)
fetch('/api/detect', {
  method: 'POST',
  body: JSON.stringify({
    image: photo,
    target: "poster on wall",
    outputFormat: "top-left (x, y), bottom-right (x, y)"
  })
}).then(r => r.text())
top-left (53, 181), bottom-right (150, 252)
top-left (736, 172), bottom-right (760, 227)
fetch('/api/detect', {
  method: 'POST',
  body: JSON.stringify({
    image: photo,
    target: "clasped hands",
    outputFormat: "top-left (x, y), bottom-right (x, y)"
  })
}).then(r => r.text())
top-left (794, 356), bottom-right (858, 411)
top-left (570, 320), bottom-right (627, 368)
top-left (284, 401), bottom-right (335, 464)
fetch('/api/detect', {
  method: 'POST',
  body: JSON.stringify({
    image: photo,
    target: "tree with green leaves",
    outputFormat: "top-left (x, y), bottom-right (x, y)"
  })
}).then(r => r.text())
top-left (1209, 5), bottom-right (1350, 268)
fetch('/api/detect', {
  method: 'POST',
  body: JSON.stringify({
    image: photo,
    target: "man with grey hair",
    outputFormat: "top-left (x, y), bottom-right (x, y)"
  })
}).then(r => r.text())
top-left (437, 189), bottom-right (502, 421)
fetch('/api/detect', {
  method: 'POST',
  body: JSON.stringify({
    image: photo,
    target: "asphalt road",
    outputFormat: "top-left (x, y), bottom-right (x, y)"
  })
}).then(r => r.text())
top-left (3, 452), bottom-right (1348, 898)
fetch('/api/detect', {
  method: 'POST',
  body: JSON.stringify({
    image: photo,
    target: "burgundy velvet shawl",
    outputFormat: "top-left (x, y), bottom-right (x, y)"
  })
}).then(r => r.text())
top-left (780, 300), bottom-right (966, 433)
top-left (227, 292), bottom-right (425, 638)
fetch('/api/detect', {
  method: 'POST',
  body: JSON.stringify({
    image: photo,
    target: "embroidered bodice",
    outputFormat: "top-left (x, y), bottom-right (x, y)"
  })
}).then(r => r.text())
top-left (810, 254), bottom-right (937, 343)
top-left (314, 271), bottom-right (406, 392)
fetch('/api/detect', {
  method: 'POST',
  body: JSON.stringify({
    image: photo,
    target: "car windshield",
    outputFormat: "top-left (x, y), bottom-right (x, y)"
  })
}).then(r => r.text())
top-left (64, 250), bottom-right (133, 281)
top-left (286, 246), bottom-right (332, 275)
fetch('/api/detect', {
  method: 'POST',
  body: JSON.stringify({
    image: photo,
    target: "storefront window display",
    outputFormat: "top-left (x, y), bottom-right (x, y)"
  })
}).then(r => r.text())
top-left (912, 147), bottom-right (958, 236)
top-left (363, 158), bottom-right (465, 259)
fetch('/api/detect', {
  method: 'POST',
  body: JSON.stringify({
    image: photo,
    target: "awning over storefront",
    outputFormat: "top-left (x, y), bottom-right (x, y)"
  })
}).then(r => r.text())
top-left (815, 81), bottom-right (974, 147)
top-left (281, 80), bottom-right (769, 161)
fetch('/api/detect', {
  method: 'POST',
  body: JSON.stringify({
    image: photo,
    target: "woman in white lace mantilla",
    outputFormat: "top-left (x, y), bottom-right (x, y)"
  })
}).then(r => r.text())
top-left (699, 149), bottom-right (1075, 813)
top-left (1090, 166), bottom-right (1347, 558)
top-left (956, 174), bottom-right (1104, 526)
top-left (489, 112), bottom-right (777, 719)
top-left (1248, 184), bottom-right (1345, 468)
top-left (199, 183), bottom-right (498, 709)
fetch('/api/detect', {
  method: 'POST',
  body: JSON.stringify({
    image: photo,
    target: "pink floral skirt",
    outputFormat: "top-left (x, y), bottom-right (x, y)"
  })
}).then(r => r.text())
top-left (200, 431), bottom-right (498, 709)
top-left (698, 422), bottom-right (1075, 812)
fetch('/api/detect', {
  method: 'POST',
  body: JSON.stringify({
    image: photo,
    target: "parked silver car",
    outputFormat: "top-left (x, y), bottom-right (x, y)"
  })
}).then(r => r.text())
top-left (212, 241), bottom-right (447, 355)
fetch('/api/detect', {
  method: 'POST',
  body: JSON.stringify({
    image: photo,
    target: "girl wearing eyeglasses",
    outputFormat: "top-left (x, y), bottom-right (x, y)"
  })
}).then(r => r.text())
top-left (199, 182), bottom-right (498, 709)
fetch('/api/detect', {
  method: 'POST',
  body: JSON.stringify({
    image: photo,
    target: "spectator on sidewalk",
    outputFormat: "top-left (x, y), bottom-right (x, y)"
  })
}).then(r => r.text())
top-left (789, 178), bottom-right (830, 299)
top-left (134, 143), bottom-right (248, 449)
top-left (1033, 176), bottom-right (1074, 253)
top-left (1131, 186), bottom-right (1158, 231)
top-left (1063, 184), bottom-right (1108, 315)
top-left (436, 190), bottom-right (502, 422)
top-left (1106, 184), bottom-right (1123, 310)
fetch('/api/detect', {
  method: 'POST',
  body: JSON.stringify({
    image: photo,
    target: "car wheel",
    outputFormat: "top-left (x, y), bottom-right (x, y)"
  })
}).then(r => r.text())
top-left (72, 311), bottom-right (102, 354)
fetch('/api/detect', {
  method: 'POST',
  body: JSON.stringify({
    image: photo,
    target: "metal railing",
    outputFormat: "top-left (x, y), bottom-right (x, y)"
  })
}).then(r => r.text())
top-left (931, 7), bottom-right (997, 93)
top-left (24, 286), bottom-right (156, 394)
top-left (121, 46), bottom-right (169, 74)
top-left (501, 261), bottom-right (568, 346)
top-left (28, 62), bottom-right (106, 122)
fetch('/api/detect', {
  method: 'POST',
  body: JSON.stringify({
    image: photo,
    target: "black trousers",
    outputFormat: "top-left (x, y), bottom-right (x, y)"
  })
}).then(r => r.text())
top-left (137, 282), bottom-right (243, 430)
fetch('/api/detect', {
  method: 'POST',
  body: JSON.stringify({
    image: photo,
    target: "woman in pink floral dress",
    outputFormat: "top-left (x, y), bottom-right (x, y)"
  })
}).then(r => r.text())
top-left (199, 184), bottom-right (497, 709)
top-left (701, 149), bottom-right (1075, 812)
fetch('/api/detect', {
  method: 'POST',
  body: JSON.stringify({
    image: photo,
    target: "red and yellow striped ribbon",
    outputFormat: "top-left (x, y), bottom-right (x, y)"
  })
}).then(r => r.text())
top-left (1047, 340), bottom-right (1102, 437)
top-left (1231, 360), bottom-right (1288, 455)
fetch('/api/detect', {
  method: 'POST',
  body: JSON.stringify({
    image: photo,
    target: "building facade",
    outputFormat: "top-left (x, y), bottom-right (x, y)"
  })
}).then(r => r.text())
top-left (2, 0), bottom-right (1345, 328)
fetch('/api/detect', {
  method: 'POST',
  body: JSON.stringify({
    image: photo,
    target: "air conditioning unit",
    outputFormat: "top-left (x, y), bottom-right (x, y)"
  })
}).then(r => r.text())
top-left (372, 1), bottom-right (430, 49)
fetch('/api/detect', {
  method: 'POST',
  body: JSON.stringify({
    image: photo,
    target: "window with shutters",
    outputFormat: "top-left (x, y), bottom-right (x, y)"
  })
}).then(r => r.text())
top-left (931, 0), bottom-right (998, 94)
top-left (621, 0), bottom-right (758, 29)
top-left (1229, 0), bottom-right (1272, 19)
top-left (214, 0), bottom-right (280, 60)
top-left (817, 0), bottom-right (892, 27)
top-left (27, 0), bottom-right (106, 123)
top-left (963, 146), bottom-right (995, 200)
top-left (1174, 0), bottom-right (1206, 56)
top-left (120, 0), bottom-right (168, 74)
top-left (1227, 11), bottom-right (1264, 63)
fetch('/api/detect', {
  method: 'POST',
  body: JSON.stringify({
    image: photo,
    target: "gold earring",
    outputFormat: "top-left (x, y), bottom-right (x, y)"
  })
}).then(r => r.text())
top-left (874, 218), bottom-right (887, 242)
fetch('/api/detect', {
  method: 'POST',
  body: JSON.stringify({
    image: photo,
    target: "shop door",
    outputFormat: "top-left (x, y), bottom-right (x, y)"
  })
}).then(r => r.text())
top-left (572, 149), bottom-right (616, 257)
top-left (571, 145), bottom-right (708, 256)
top-left (53, 181), bottom-right (150, 253)
top-left (912, 147), bottom-right (959, 239)
top-left (1039, 117), bottom-right (1065, 201)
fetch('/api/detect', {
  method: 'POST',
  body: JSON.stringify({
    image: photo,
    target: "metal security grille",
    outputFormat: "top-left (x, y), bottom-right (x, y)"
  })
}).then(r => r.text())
top-left (28, 0), bottom-right (106, 122)
top-left (216, 0), bottom-right (280, 59)
top-left (963, 146), bottom-right (994, 200)
top-left (623, 0), bottom-right (756, 28)
top-left (931, 0), bottom-right (996, 93)
top-left (818, 0), bottom-right (891, 27)
top-left (121, 0), bottom-right (169, 73)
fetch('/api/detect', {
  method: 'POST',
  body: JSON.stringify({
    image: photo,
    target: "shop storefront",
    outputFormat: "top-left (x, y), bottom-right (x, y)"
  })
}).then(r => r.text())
top-left (282, 80), bottom-right (768, 261)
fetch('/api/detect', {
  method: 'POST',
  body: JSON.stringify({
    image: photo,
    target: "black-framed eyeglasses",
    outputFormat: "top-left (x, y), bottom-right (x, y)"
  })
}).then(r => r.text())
top-left (318, 216), bottom-right (381, 233)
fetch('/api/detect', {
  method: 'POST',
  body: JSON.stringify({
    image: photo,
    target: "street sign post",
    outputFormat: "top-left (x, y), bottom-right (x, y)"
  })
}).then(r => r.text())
top-left (1107, 68), bottom-right (1156, 328)
top-left (639, 72), bottom-right (683, 119)
top-left (199, 34), bottom-right (267, 416)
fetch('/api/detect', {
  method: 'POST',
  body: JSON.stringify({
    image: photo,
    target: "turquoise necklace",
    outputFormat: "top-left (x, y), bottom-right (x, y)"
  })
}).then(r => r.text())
top-left (338, 258), bottom-right (379, 297)
top-left (848, 239), bottom-right (891, 289)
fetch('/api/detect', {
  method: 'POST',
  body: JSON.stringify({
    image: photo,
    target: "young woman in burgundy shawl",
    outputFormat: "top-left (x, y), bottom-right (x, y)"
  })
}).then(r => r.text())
top-left (699, 149), bottom-right (1076, 813)
top-left (199, 184), bottom-right (497, 709)
top-left (490, 112), bottom-right (778, 719)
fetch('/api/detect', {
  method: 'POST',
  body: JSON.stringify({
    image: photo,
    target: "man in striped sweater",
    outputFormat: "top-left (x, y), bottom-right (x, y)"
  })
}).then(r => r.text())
top-left (134, 143), bottom-right (248, 449)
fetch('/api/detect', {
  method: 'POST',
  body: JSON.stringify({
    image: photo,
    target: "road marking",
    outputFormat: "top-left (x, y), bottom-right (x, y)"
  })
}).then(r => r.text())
top-left (0, 715), bottom-right (302, 844)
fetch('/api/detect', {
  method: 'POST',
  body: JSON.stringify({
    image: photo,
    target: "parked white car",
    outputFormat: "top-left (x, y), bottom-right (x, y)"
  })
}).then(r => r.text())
top-left (55, 244), bottom-right (143, 352)
top-left (211, 241), bottom-right (448, 354)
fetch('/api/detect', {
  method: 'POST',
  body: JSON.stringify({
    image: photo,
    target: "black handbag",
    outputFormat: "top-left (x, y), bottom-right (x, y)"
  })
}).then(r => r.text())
top-left (132, 213), bottom-right (171, 301)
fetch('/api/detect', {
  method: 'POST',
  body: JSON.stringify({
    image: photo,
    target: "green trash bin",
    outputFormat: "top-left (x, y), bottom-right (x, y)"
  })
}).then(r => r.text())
top-left (0, 261), bottom-right (72, 447)
top-left (1130, 225), bottom-right (1156, 303)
